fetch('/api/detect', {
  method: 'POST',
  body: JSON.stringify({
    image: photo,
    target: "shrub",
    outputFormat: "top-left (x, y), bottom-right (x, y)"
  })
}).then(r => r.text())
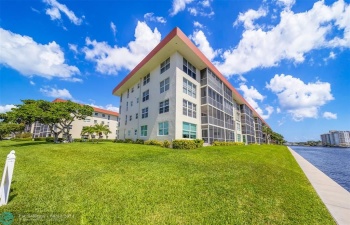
top-left (124, 139), bottom-right (133, 143)
top-left (212, 141), bottom-right (245, 146)
top-left (15, 132), bottom-right (32, 138)
top-left (135, 139), bottom-right (144, 144)
top-left (144, 140), bottom-right (163, 147)
top-left (34, 137), bottom-right (46, 141)
top-left (114, 139), bottom-right (124, 143)
top-left (194, 139), bottom-right (204, 148)
top-left (172, 140), bottom-right (200, 149)
top-left (46, 137), bottom-right (54, 142)
top-left (163, 140), bottom-right (171, 148)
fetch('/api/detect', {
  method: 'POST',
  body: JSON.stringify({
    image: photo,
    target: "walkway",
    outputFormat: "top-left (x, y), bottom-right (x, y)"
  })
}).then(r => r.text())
top-left (288, 147), bottom-right (350, 225)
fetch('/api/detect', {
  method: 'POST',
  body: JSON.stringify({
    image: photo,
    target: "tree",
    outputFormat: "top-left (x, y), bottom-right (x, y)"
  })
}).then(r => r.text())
top-left (81, 126), bottom-right (96, 141)
top-left (262, 125), bottom-right (272, 144)
top-left (93, 123), bottom-right (111, 142)
top-left (42, 101), bottom-right (94, 142)
top-left (0, 123), bottom-right (25, 140)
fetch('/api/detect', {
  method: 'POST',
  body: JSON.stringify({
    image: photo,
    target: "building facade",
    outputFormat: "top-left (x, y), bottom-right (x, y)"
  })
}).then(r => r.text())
top-left (27, 98), bottom-right (120, 140)
top-left (112, 28), bottom-right (269, 144)
top-left (321, 130), bottom-right (350, 147)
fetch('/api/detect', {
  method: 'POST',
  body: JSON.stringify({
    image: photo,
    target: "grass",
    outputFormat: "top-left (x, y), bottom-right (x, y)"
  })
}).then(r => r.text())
top-left (0, 141), bottom-right (335, 224)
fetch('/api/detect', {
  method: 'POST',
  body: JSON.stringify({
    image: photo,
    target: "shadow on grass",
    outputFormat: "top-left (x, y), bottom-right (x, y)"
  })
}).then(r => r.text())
top-left (3, 141), bottom-right (51, 148)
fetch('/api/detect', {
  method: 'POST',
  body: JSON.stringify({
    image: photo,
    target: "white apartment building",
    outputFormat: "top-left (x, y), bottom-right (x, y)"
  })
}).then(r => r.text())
top-left (321, 130), bottom-right (350, 147)
top-left (112, 27), bottom-right (268, 144)
top-left (28, 98), bottom-right (120, 140)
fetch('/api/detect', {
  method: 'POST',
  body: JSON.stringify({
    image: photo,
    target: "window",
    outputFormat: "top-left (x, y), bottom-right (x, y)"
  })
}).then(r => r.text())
top-left (237, 122), bottom-right (241, 131)
top-left (128, 130), bottom-right (131, 136)
top-left (131, 87), bottom-right (134, 93)
top-left (137, 83), bottom-right (140, 88)
top-left (102, 114), bottom-right (105, 117)
top-left (158, 121), bottom-right (169, 136)
top-left (127, 89), bottom-right (129, 98)
top-left (95, 112), bottom-right (98, 116)
top-left (129, 115), bottom-right (132, 121)
top-left (126, 102), bottom-right (128, 111)
top-left (134, 129), bottom-right (137, 135)
top-left (182, 122), bottom-right (196, 139)
top-left (142, 107), bottom-right (148, 118)
top-left (183, 58), bottom-right (196, 79)
top-left (143, 74), bottom-right (150, 86)
top-left (142, 90), bottom-right (149, 102)
top-left (160, 58), bottom-right (170, 74)
top-left (141, 125), bottom-right (147, 137)
top-left (183, 78), bottom-right (196, 98)
top-left (131, 101), bottom-right (133, 107)
top-left (94, 120), bottom-right (97, 124)
top-left (101, 121), bottom-right (104, 125)
top-left (125, 115), bottom-right (127, 125)
top-left (84, 119), bottom-right (91, 122)
top-left (183, 99), bottom-right (197, 118)
top-left (159, 99), bottom-right (169, 114)
top-left (137, 98), bottom-right (139, 103)
top-left (237, 134), bottom-right (241, 142)
top-left (120, 94), bottom-right (122, 102)
top-left (108, 115), bottom-right (110, 120)
top-left (160, 77), bottom-right (170, 93)
top-left (136, 113), bottom-right (138, 119)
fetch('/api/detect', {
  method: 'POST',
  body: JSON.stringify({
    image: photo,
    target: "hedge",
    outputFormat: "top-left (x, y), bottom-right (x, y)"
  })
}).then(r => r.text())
top-left (212, 141), bottom-right (245, 146)
top-left (11, 138), bottom-right (33, 142)
top-left (144, 140), bottom-right (163, 147)
top-left (172, 139), bottom-right (204, 149)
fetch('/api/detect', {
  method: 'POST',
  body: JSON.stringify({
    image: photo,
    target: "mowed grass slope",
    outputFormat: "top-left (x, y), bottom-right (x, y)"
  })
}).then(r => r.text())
top-left (0, 141), bottom-right (334, 224)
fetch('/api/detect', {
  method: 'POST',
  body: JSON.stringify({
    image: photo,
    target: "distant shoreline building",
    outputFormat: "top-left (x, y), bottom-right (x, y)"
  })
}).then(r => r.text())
top-left (27, 98), bottom-right (120, 140)
top-left (112, 27), bottom-right (269, 144)
top-left (320, 130), bottom-right (350, 147)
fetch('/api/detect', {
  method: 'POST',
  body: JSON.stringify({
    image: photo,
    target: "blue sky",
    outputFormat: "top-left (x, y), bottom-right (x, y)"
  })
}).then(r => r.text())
top-left (0, 0), bottom-right (349, 142)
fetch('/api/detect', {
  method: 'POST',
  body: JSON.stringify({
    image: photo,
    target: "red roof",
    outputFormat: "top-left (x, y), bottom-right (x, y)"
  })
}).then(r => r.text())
top-left (112, 27), bottom-right (268, 127)
top-left (52, 98), bottom-right (119, 117)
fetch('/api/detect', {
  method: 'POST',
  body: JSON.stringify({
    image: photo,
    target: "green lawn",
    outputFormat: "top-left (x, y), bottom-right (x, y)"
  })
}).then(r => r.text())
top-left (0, 141), bottom-right (334, 224)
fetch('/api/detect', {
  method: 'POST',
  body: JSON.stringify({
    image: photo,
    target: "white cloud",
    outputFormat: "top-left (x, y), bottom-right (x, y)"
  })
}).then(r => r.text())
top-left (216, 0), bottom-right (350, 77)
top-left (0, 28), bottom-right (80, 79)
top-left (40, 87), bottom-right (73, 99)
top-left (43, 0), bottom-right (83, 25)
top-left (170, 0), bottom-right (193, 16)
top-left (188, 7), bottom-right (198, 16)
top-left (323, 111), bottom-right (337, 119)
top-left (83, 21), bottom-right (161, 75)
top-left (200, 0), bottom-right (211, 8)
top-left (0, 105), bottom-right (16, 113)
top-left (324, 51), bottom-right (336, 62)
top-left (68, 43), bottom-right (78, 54)
top-left (266, 74), bottom-right (334, 121)
top-left (193, 21), bottom-right (204, 28)
top-left (30, 81), bottom-right (35, 86)
top-left (144, 13), bottom-right (167, 24)
top-left (110, 22), bottom-right (117, 37)
top-left (277, 0), bottom-right (295, 9)
top-left (190, 30), bottom-right (219, 61)
top-left (88, 103), bottom-right (119, 113)
top-left (239, 84), bottom-right (273, 119)
top-left (233, 7), bottom-right (267, 30)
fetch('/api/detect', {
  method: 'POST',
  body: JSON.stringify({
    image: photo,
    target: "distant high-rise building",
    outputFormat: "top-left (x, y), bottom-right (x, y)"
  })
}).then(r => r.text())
top-left (320, 131), bottom-right (350, 147)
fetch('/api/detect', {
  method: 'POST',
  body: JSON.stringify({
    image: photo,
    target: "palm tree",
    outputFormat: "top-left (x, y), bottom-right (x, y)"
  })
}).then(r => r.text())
top-left (262, 125), bottom-right (272, 144)
top-left (81, 126), bottom-right (95, 142)
top-left (103, 129), bottom-right (112, 139)
top-left (93, 123), bottom-right (111, 143)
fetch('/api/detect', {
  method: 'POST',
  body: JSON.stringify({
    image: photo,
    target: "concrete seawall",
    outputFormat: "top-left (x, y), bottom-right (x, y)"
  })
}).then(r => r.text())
top-left (288, 147), bottom-right (350, 225)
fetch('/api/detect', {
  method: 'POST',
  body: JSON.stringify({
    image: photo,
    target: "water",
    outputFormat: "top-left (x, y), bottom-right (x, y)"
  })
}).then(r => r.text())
top-left (289, 146), bottom-right (350, 192)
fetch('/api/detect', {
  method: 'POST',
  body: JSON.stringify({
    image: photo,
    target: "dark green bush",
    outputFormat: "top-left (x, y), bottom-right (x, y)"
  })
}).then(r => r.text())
top-left (34, 137), bottom-right (46, 141)
top-left (114, 139), bottom-right (124, 143)
top-left (172, 140), bottom-right (200, 149)
top-left (46, 137), bottom-right (54, 142)
top-left (194, 139), bottom-right (204, 148)
top-left (124, 139), bottom-right (133, 143)
top-left (135, 139), bottom-right (144, 144)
